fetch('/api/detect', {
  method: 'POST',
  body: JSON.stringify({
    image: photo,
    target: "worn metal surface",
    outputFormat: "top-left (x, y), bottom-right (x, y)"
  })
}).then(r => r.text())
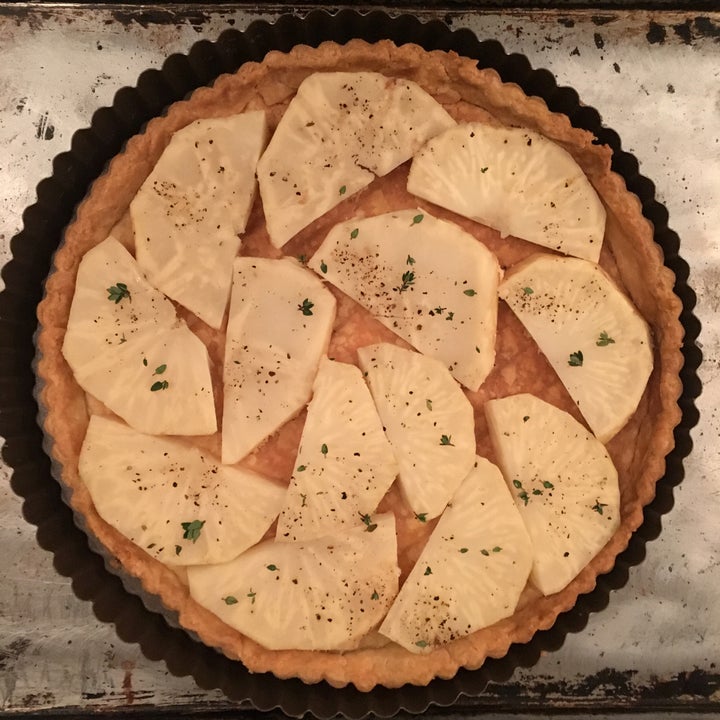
top-left (0, 3), bottom-right (718, 715)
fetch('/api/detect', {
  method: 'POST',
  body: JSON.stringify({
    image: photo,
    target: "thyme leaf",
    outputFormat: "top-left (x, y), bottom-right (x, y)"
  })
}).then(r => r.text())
top-left (181, 519), bottom-right (205, 543)
top-left (597, 331), bottom-right (615, 346)
top-left (107, 282), bottom-right (131, 304)
top-left (298, 298), bottom-right (314, 316)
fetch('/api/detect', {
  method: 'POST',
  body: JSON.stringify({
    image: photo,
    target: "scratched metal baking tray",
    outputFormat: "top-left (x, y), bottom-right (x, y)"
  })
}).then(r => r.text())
top-left (1, 7), bottom-right (702, 718)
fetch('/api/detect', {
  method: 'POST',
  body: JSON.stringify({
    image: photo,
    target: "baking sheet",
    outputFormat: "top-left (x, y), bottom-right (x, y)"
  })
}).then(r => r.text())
top-left (0, 3), bottom-right (718, 716)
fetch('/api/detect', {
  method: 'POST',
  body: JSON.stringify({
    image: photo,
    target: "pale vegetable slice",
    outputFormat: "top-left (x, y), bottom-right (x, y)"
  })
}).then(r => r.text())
top-left (408, 123), bottom-right (606, 263)
top-left (276, 357), bottom-right (398, 542)
top-left (186, 513), bottom-right (399, 651)
top-left (380, 457), bottom-right (532, 653)
top-left (62, 237), bottom-right (216, 436)
top-left (309, 209), bottom-right (500, 391)
top-left (485, 393), bottom-right (620, 596)
top-left (222, 257), bottom-right (336, 464)
top-left (132, 111), bottom-right (268, 328)
top-left (74, 322), bottom-right (217, 436)
top-left (257, 72), bottom-right (455, 247)
top-left (357, 343), bottom-right (475, 519)
top-left (79, 415), bottom-right (285, 566)
top-left (499, 254), bottom-right (653, 443)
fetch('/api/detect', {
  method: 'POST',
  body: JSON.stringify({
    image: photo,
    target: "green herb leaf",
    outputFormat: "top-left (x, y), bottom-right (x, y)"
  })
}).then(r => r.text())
top-left (415, 640), bottom-right (429, 648)
top-left (446, 311), bottom-right (454, 321)
top-left (247, 590), bottom-right (256, 604)
top-left (426, 399), bottom-right (433, 411)
top-left (142, 358), bottom-right (148, 367)
top-left (406, 255), bottom-right (415, 265)
top-left (597, 331), bottom-right (616, 347)
top-left (181, 519), bottom-right (205, 543)
top-left (321, 443), bottom-right (328, 456)
top-left (107, 282), bottom-right (131, 304)
top-left (320, 260), bottom-right (328, 274)
top-left (411, 214), bottom-right (424, 225)
top-left (339, 185), bottom-right (347, 195)
top-left (512, 479), bottom-right (523, 489)
top-left (296, 465), bottom-right (306, 472)
top-left (591, 499), bottom-right (608, 515)
top-left (414, 512), bottom-right (427, 523)
top-left (480, 167), bottom-right (488, 174)
top-left (492, 546), bottom-right (502, 553)
top-left (223, 595), bottom-right (238, 605)
top-left (154, 364), bottom-right (167, 375)
top-left (297, 254), bottom-right (307, 265)
top-left (522, 286), bottom-right (533, 295)
top-left (439, 434), bottom-right (454, 446)
top-left (542, 480), bottom-right (554, 489)
top-left (371, 590), bottom-right (379, 600)
top-left (398, 270), bottom-right (415, 292)
top-left (150, 380), bottom-right (169, 392)
top-left (266, 564), bottom-right (279, 571)
top-left (463, 289), bottom-right (477, 296)
top-left (568, 350), bottom-right (584, 367)
top-left (481, 549), bottom-right (490, 556)
top-left (532, 488), bottom-right (543, 496)
top-left (424, 566), bottom-right (432, 576)
top-left (459, 547), bottom-right (469, 553)
top-left (518, 490), bottom-right (530, 506)
top-left (358, 513), bottom-right (378, 533)
top-left (350, 227), bottom-right (359, 239)
top-left (300, 493), bottom-right (307, 508)
top-left (298, 298), bottom-right (314, 316)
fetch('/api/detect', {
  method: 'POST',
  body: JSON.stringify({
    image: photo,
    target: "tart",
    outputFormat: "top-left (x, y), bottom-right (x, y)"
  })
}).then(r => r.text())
top-left (35, 39), bottom-right (684, 691)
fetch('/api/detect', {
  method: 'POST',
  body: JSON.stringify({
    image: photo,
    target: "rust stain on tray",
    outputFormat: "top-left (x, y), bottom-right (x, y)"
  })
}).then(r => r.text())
top-left (121, 659), bottom-right (135, 704)
top-left (0, 638), bottom-right (31, 670)
top-left (110, 8), bottom-right (212, 32)
top-left (647, 15), bottom-right (720, 44)
top-left (476, 668), bottom-right (720, 710)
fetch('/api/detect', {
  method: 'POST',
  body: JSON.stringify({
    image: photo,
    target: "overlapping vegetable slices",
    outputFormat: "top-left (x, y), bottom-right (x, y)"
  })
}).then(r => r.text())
top-left (407, 122), bottom-right (606, 262)
top-left (62, 236), bottom-right (216, 436)
top-left (222, 257), bottom-right (336, 464)
top-left (79, 416), bottom-right (284, 566)
top-left (357, 343), bottom-right (476, 520)
top-left (276, 357), bottom-right (398, 542)
top-left (309, 209), bottom-right (500, 391)
top-left (499, 254), bottom-right (653, 443)
top-left (485, 393), bottom-right (620, 596)
top-left (132, 112), bottom-right (268, 329)
top-left (380, 457), bottom-right (532, 652)
top-left (63, 70), bottom-right (658, 655)
top-left (187, 514), bottom-right (399, 651)
top-left (257, 72), bottom-right (455, 248)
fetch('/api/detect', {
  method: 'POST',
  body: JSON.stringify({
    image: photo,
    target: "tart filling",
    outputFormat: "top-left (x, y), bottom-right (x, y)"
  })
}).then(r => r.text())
top-left (35, 40), bottom-right (683, 691)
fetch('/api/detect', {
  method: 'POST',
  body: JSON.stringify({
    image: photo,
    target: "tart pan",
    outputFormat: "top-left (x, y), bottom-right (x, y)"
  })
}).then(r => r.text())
top-left (1, 9), bottom-right (702, 718)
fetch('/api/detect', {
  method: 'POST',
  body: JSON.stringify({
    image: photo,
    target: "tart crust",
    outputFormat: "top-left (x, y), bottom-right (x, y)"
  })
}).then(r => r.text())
top-left (35, 39), bottom-right (684, 691)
